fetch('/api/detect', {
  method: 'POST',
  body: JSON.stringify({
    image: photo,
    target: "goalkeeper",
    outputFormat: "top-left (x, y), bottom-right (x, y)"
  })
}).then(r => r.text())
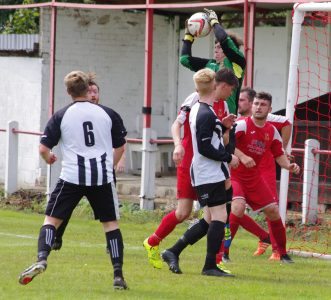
top-left (180, 8), bottom-right (246, 114)
top-left (180, 7), bottom-right (245, 264)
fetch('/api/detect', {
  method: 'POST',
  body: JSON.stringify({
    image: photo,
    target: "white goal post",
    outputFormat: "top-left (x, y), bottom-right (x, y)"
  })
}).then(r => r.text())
top-left (279, 2), bottom-right (331, 223)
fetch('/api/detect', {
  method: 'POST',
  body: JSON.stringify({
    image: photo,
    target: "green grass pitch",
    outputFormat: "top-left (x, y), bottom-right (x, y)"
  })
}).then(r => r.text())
top-left (0, 209), bottom-right (330, 299)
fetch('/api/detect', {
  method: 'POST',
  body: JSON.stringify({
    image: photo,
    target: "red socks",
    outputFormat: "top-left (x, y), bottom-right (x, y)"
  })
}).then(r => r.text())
top-left (148, 210), bottom-right (180, 246)
top-left (268, 218), bottom-right (287, 255)
top-left (229, 213), bottom-right (241, 241)
top-left (267, 218), bottom-right (278, 251)
top-left (240, 214), bottom-right (269, 241)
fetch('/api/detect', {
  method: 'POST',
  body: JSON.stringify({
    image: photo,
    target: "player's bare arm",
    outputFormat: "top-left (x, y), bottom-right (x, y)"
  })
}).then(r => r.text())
top-left (234, 148), bottom-right (256, 168)
top-left (281, 124), bottom-right (294, 161)
top-left (229, 154), bottom-right (239, 169)
top-left (223, 130), bottom-right (230, 145)
top-left (39, 144), bottom-right (57, 165)
top-left (115, 148), bottom-right (126, 173)
top-left (275, 154), bottom-right (300, 174)
top-left (113, 144), bottom-right (125, 167)
top-left (171, 119), bottom-right (185, 166)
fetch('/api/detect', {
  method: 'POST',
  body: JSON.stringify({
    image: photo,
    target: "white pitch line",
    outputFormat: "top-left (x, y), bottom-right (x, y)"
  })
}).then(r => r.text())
top-left (0, 232), bottom-right (36, 239)
top-left (0, 231), bottom-right (141, 250)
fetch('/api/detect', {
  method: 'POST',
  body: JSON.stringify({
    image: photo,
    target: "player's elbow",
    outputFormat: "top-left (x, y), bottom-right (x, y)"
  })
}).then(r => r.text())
top-left (179, 55), bottom-right (190, 68)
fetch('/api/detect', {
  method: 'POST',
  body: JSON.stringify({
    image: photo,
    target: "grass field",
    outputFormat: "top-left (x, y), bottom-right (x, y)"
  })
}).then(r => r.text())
top-left (0, 208), bottom-right (330, 300)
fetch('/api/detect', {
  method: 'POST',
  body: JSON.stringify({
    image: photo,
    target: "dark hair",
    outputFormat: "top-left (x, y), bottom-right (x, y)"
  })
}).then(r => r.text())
top-left (215, 68), bottom-right (239, 88)
top-left (241, 87), bottom-right (256, 102)
top-left (226, 31), bottom-right (243, 48)
top-left (88, 80), bottom-right (99, 91)
top-left (256, 91), bottom-right (272, 104)
top-left (87, 72), bottom-right (100, 91)
top-left (214, 31), bottom-right (243, 49)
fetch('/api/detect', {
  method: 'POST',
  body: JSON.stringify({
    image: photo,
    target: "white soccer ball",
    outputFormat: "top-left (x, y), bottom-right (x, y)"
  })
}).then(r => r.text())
top-left (187, 12), bottom-right (212, 38)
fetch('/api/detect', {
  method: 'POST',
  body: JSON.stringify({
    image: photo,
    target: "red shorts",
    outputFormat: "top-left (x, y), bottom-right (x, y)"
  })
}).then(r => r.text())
top-left (231, 176), bottom-right (277, 211)
top-left (259, 152), bottom-right (278, 200)
top-left (176, 166), bottom-right (197, 200)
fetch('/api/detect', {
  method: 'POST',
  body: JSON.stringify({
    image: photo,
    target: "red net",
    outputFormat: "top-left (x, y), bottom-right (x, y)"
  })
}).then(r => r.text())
top-left (287, 10), bottom-right (331, 256)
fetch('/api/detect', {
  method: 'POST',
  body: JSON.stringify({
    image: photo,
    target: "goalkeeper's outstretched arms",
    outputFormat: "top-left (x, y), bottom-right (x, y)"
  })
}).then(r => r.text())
top-left (204, 8), bottom-right (246, 71)
top-left (180, 20), bottom-right (212, 72)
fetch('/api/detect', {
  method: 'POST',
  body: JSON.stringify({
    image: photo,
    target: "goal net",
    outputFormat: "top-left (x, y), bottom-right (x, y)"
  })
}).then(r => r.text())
top-left (280, 2), bottom-right (331, 259)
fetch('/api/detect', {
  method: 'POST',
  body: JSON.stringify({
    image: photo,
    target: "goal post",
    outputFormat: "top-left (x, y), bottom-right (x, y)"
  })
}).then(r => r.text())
top-left (279, 2), bottom-right (330, 258)
top-left (279, 1), bottom-right (331, 223)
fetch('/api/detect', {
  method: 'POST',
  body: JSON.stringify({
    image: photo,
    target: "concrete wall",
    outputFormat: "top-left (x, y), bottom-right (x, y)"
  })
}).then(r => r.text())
top-left (40, 8), bottom-right (179, 138)
top-left (0, 57), bottom-right (43, 187)
top-left (0, 8), bottom-right (329, 190)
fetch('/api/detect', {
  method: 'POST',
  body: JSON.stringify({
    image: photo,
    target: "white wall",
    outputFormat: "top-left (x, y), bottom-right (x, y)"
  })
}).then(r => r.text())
top-left (39, 8), bottom-right (180, 190)
top-left (40, 8), bottom-right (179, 138)
top-left (0, 9), bottom-right (328, 189)
top-left (0, 57), bottom-right (43, 187)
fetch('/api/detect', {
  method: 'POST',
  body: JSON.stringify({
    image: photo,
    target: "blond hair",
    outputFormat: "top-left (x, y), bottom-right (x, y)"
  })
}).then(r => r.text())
top-left (64, 70), bottom-right (89, 98)
top-left (193, 68), bottom-right (216, 97)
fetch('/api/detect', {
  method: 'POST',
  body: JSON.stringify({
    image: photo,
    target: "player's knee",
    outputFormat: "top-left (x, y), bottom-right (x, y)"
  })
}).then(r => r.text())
top-left (264, 204), bottom-right (280, 220)
top-left (175, 210), bottom-right (191, 222)
top-left (231, 199), bottom-right (245, 217)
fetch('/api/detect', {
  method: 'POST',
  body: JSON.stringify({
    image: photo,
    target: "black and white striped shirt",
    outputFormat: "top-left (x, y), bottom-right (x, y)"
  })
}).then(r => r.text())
top-left (189, 101), bottom-right (232, 187)
top-left (40, 101), bottom-right (127, 186)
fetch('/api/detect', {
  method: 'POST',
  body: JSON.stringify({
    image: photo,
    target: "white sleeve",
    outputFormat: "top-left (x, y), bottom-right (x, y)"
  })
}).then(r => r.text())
top-left (176, 92), bottom-right (200, 125)
top-left (224, 101), bottom-right (230, 116)
top-left (267, 113), bottom-right (291, 124)
top-left (235, 119), bottom-right (247, 134)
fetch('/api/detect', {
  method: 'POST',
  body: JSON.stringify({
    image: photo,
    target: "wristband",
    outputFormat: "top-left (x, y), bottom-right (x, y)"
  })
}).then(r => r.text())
top-left (184, 34), bottom-right (194, 43)
top-left (210, 19), bottom-right (219, 27)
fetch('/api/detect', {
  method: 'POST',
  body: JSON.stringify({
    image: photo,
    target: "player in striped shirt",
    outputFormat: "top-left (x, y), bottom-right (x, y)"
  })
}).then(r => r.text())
top-left (143, 87), bottom-right (232, 271)
top-left (161, 69), bottom-right (239, 276)
top-left (19, 71), bottom-right (128, 289)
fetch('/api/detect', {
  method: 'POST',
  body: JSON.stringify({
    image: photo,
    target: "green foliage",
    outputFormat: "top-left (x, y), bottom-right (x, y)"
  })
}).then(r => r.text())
top-left (120, 201), bottom-right (167, 224)
top-left (2, 0), bottom-right (39, 34)
top-left (220, 10), bottom-right (288, 28)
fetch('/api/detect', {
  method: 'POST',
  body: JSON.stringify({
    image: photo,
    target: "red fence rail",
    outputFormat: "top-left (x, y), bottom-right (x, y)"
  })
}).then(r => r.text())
top-left (0, 128), bottom-right (173, 145)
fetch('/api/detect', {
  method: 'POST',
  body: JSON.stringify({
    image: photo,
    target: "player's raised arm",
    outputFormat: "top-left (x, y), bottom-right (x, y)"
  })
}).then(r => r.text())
top-left (179, 20), bottom-right (211, 72)
top-left (204, 8), bottom-right (246, 70)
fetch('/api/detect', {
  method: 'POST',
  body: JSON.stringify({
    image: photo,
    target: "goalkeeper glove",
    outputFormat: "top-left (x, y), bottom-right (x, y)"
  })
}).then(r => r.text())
top-left (184, 19), bottom-right (194, 43)
top-left (203, 8), bottom-right (219, 27)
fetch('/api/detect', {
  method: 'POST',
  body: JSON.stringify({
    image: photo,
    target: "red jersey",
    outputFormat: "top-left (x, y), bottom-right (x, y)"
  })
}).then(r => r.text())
top-left (231, 116), bottom-right (284, 181)
top-left (176, 92), bottom-right (229, 168)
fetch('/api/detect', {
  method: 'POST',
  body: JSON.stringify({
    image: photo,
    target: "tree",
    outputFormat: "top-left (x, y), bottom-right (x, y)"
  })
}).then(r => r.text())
top-left (1, 0), bottom-right (39, 34)
top-left (0, 0), bottom-right (95, 34)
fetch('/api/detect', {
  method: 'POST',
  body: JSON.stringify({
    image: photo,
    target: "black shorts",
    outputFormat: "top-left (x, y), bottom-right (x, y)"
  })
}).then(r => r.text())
top-left (45, 179), bottom-right (119, 222)
top-left (195, 181), bottom-right (227, 208)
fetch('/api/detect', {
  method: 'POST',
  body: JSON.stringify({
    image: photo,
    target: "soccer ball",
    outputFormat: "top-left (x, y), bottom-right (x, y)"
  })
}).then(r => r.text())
top-left (187, 12), bottom-right (211, 38)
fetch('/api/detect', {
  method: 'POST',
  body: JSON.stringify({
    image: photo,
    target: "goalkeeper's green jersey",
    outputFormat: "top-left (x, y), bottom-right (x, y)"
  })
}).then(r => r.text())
top-left (180, 36), bottom-right (246, 114)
